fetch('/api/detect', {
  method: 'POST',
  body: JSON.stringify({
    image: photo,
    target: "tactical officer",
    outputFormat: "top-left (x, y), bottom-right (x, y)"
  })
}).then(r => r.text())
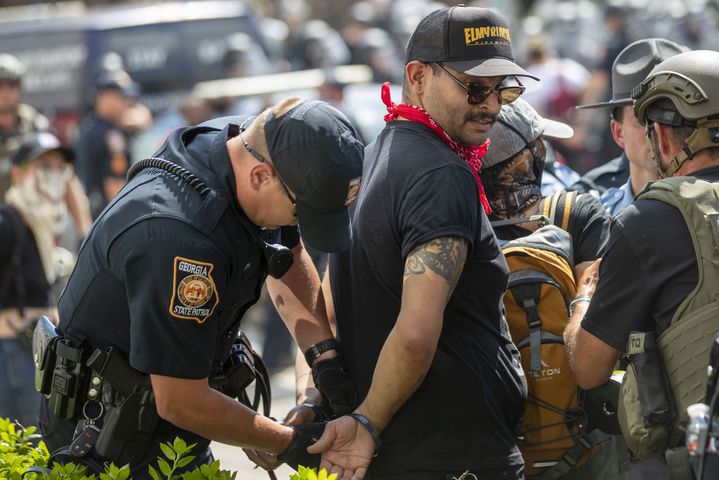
top-left (565, 50), bottom-right (719, 476)
top-left (38, 97), bottom-right (363, 477)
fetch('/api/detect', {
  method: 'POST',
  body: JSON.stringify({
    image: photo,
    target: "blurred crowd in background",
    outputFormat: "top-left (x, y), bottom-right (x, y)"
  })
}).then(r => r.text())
top-left (2, 0), bottom-right (719, 377)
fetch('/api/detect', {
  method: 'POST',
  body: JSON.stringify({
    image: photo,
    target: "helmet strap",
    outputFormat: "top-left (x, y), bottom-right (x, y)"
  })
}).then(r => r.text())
top-left (664, 118), bottom-right (719, 178)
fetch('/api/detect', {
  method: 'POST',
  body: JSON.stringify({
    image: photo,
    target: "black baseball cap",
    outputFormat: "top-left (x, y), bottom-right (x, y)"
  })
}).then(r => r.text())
top-left (12, 132), bottom-right (74, 166)
top-left (405, 6), bottom-right (538, 80)
top-left (264, 100), bottom-right (364, 253)
top-left (95, 69), bottom-right (139, 98)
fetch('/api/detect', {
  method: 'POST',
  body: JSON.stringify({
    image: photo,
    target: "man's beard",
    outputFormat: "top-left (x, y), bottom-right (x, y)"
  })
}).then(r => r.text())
top-left (457, 111), bottom-right (498, 146)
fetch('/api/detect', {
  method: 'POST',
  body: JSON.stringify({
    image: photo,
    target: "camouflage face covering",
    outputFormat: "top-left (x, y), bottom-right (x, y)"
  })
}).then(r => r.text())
top-left (480, 138), bottom-right (546, 219)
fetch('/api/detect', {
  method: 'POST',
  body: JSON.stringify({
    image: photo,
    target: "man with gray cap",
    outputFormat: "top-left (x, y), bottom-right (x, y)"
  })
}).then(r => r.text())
top-left (38, 97), bottom-right (363, 477)
top-left (565, 50), bottom-right (719, 480)
top-left (480, 98), bottom-right (611, 266)
top-left (311, 6), bottom-right (535, 479)
top-left (572, 38), bottom-right (686, 213)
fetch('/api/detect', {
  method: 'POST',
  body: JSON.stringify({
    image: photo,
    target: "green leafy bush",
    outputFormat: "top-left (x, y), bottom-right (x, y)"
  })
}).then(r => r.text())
top-left (0, 418), bottom-right (329, 480)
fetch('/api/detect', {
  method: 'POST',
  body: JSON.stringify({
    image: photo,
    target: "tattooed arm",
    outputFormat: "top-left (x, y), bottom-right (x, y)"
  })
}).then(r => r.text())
top-left (309, 236), bottom-right (469, 478)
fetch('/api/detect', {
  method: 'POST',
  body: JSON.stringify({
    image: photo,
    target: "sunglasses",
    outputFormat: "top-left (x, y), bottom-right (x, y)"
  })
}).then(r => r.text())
top-left (434, 63), bottom-right (525, 105)
top-left (239, 129), bottom-right (297, 210)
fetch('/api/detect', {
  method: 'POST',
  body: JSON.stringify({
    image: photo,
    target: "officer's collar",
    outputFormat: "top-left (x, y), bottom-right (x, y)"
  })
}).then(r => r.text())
top-left (208, 122), bottom-right (246, 219)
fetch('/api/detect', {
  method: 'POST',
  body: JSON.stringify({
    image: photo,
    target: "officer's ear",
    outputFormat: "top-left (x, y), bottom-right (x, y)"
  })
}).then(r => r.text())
top-left (248, 161), bottom-right (274, 192)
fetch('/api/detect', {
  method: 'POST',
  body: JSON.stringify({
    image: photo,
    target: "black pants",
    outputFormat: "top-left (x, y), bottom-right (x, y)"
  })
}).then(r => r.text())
top-left (39, 397), bottom-right (213, 479)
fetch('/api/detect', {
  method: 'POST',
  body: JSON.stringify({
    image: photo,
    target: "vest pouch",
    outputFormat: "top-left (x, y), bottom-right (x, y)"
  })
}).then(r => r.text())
top-left (618, 331), bottom-right (677, 459)
top-left (94, 389), bottom-right (158, 465)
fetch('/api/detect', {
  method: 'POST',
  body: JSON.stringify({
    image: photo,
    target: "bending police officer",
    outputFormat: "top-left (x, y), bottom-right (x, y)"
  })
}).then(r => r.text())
top-left (39, 97), bottom-right (363, 477)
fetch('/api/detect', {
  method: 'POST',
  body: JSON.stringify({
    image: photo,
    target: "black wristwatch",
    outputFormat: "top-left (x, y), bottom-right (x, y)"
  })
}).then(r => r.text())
top-left (304, 338), bottom-right (340, 367)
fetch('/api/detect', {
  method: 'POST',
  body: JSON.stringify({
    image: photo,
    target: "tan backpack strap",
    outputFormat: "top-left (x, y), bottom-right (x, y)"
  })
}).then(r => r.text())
top-left (542, 191), bottom-right (577, 232)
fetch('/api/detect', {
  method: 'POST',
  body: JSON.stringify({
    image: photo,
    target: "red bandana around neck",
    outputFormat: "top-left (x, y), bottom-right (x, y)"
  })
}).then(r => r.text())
top-left (380, 82), bottom-right (492, 215)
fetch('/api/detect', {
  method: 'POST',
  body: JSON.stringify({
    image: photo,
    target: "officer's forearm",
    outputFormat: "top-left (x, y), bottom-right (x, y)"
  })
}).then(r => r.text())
top-left (266, 244), bottom-right (333, 352)
top-left (151, 374), bottom-right (293, 453)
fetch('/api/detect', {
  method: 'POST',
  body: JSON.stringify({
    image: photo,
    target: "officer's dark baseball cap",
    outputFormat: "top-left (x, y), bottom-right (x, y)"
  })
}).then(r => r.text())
top-left (405, 6), bottom-right (538, 80)
top-left (12, 132), bottom-right (74, 166)
top-left (95, 69), bottom-right (139, 98)
top-left (264, 100), bottom-right (364, 253)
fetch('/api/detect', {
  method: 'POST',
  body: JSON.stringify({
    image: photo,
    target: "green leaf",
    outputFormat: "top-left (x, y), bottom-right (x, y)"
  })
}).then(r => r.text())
top-left (158, 459), bottom-right (172, 477)
top-left (148, 465), bottom-right (161, 480)
top-left (160, 443), bottom-right (176, 461)
top-left (175, 455), bottom-right (195, 469)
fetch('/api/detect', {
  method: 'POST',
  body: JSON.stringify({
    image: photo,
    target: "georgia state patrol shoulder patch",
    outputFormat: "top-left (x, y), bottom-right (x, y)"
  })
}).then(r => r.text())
top-left (169, 256), bottom-right (219, 324)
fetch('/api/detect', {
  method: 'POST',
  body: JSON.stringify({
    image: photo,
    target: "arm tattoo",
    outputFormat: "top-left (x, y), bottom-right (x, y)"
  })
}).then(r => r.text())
top-left (404, 237), bottom-right (468, 288)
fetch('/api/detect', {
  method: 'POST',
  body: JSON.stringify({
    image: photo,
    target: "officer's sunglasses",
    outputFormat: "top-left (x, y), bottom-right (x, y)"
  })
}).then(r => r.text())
top-left (239, 129), bottom-right (297, 209)
top-left (434, 63), bottom-right (525, 105)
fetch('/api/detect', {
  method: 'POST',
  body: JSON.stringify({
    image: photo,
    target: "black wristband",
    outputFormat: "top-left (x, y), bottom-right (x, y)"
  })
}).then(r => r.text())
top-left (304, 338), bottom-right (340, 366)
top-left (349, 413), bottom-right (381, 457)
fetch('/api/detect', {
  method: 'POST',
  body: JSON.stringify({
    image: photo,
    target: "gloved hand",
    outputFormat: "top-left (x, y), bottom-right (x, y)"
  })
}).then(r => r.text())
top-left (311, 356), bottom-right (358, 417)
top-left (277, 422), bottom-right (326, 470)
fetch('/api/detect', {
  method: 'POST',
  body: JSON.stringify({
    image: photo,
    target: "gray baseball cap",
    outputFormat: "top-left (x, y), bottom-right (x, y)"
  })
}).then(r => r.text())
top-left (577, 38), bottom-right (686, 109)
top-left (483, 98), bottom-right (573, 168)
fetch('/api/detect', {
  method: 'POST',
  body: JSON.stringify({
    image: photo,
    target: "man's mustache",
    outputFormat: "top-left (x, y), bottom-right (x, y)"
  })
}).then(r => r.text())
top-left (465, 112), bottom-right (498, 124)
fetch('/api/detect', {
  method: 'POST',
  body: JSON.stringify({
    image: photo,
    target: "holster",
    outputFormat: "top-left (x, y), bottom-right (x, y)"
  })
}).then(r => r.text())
top-left (87, 346), bottom-right (158, 466)
top-left (32, 315), bottom-right (59, 395)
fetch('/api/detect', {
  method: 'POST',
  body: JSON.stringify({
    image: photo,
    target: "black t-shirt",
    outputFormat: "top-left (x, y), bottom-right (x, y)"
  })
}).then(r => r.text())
top-left (494, 192), bottom-right (610, 264)
top-left (0, 204), bottom-right (51, 308)
top-left (581, 167), bottom-right (719, 351)
top-left (330, 121), bottom-right (525, 475)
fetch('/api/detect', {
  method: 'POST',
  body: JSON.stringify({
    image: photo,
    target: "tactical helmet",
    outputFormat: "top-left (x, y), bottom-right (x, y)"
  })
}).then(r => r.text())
top-left (632, 50), bottom-right (719, 176)
top-left (633, 50), bottom-right (719, 125)
top-left (0, 53), bottom-right (26, 82)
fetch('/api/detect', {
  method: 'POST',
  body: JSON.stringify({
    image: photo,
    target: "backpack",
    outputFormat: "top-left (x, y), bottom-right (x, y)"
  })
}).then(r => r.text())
top-left (618, 177), bottom-right (719, 465)
top-left (495, 191), bottom-right (611, 477)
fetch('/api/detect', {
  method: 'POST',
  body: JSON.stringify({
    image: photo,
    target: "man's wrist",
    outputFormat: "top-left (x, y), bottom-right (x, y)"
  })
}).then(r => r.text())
top-left (304, 338), bottom-right (340, 367)
top-left (349, 412), bottom-right (382, 457)
top-left (569, 295), bottom-right (592, 316)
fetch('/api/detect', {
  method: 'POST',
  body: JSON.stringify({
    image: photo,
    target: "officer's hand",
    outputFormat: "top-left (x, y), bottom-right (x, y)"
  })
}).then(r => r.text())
top-left (311, 357), bottom-right (358, 418)
top-left (277, 422), bottom-right (326, 470)
top-left (244, 406), bottom-right (323, 471)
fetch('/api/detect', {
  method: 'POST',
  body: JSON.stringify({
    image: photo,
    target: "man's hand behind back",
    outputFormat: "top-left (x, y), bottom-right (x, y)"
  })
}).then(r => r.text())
top-left (307, 415), bottom-right (374, 480)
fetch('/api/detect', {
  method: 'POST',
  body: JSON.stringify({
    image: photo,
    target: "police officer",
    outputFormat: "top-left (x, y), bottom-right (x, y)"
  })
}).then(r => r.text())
top-left (565, 50), bottom-right (719, 476)
top-left (39, 97), bottom-right (363, 477)
top-left (0, 53), bottom-right (51, 196)
top-left (74, 69), bottom-right (137, 219)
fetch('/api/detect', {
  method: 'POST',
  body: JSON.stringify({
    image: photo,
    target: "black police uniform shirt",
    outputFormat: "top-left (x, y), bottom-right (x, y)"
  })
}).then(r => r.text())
top-left (0, 205), bottom-right (51, 308)
top-left (571, 153), bottom-right (630, 195)
top-left (329, 121), bottom-right (526, 475)
top-left (57, 121), bottom-right (298, 449)
top-left (74, 112), bottom-right (130, 216)
top-left (494, 193), bottom-right (611, 264)
top-left (580, 166), bottom-right (719, 350)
